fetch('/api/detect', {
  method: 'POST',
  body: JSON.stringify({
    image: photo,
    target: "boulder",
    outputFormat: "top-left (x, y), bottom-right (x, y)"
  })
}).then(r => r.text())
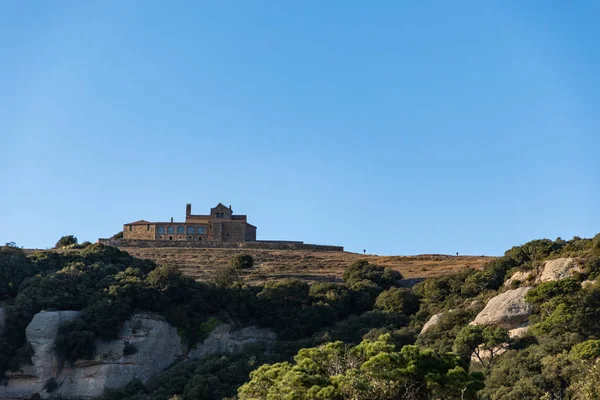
top-left (508, 325), bottom-right (530, 339)
top-left (0, 311), bottom-right (184, 400)
top-left (188, 324), bottom-right (276, 360)
top-left (471, 287), bottom-right (533, 329)
top-left (420, 312), bottom-right (445, 335)
top-left (582, 280), bottom-right (598, 289)
top-left (536, 258), bottom-right (581, 283)
top-left (504, 270), bottom-right (535, 287)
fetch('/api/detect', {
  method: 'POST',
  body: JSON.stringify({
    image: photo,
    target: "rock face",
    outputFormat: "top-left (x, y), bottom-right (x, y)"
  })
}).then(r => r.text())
top-left (504, 271), bottom-right (535, 287)
top-left (57, 313), bottom-right (184, 399)
top-left (471, 287), bottom-right (533, 329)
top-left (508, 325), bottom-right (530, 339)
top-left (0, 306), bottom-right (6, 336)
top-left (0, 310), bottom-right (81, 399)
top-left (420, 312), bottom-right (445, 335)
top-left (537, 258), bottom-right (581, 283)
top-left (188, 324), bottom-right (276, 360)
top-left (0, 311), bottom-right (184, 400)
top-left (582, 280), bottom-right (597, 289)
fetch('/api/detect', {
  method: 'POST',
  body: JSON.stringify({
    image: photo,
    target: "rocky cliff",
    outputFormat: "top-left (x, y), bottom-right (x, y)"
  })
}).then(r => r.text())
top-left (0, 311), bottom-right (275, 399)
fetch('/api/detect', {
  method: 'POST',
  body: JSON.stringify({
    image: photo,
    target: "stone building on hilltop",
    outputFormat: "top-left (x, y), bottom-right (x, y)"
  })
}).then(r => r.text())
top-left (123, 203), bottom-right (256, 243)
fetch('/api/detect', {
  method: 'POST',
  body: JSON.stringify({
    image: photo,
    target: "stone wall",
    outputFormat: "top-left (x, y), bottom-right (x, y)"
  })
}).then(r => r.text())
top-left (245, 225), bottom-right (257, 241)
top-left (222, 223), bottom-right (246, 243)
top-left (98, 238), bottom-right (344, 252)
top-left (124, 224), bottom-right (156, 240)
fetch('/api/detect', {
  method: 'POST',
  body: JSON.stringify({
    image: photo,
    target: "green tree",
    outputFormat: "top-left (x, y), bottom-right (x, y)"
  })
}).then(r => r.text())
top-left (374, 287), bottom-right (420, 315)
top-left (229, 254), bottom-right (254, 269)
top-left (0, 245), bottom-right (38, 298)
top-left (238, 335), bottom-right (483, 400)
top-left (343, 260), bottom-right (402, 289)
top-left (569, 358), bottom-right (600, 399)
top-left (211, 264), bottom-right (242, 288)
top-left (55, 235), bottom-right (78, 249)
top-left (453, 325), bottom-right (510, 369)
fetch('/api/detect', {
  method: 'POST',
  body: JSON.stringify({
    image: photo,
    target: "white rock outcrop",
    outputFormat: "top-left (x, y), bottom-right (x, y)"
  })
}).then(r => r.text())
top-left (420, 312), bottom-right (445, 335)
top-left (0, 311), bottom-right (184, 400)
top-left (508, 325), bottom-right (530, 339)
top-left (188, 323), bottom-right (276, 360)
top-left (504, 271), bottom-right (535, 287)
top-left (0, 310), bottom-right (81, 399)
top-left (471, 287), bottom-right (533, 329)
top-left (57, 313), bottom-right (184, 399)
top-left (582, 280), bottom-right (597, 289)
top-left (536, 258), bottom-right (581, 283)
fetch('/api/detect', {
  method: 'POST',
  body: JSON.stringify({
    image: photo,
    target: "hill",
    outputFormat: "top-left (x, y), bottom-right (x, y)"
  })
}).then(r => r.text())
top-left (117, 246), bottom-right (494, 283)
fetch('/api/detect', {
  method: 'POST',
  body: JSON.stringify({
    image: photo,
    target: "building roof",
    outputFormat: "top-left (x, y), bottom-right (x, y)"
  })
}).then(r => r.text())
top-left (125, 220), bottom-right (152, 225)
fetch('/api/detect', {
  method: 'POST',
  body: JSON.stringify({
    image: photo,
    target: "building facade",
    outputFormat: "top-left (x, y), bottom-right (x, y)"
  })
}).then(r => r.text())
top-left (122, 203), bottom-right (257, 243)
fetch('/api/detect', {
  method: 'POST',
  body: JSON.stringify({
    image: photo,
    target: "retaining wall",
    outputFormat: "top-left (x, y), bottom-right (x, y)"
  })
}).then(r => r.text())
top-left (98, 238), bottom-right (344, 252)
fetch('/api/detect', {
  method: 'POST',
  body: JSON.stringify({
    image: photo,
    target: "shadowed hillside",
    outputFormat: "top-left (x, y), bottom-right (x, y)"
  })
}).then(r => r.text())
top-left (117, 247), bottom-right (494, 283)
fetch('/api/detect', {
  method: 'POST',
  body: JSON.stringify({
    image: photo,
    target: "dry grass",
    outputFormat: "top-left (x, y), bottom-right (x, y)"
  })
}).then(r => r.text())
top-left (119, 247), bottom-right (495, 284)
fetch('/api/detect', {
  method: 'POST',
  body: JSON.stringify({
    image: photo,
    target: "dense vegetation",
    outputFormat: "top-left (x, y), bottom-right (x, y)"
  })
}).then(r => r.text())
top-left (0, 233), bottom-right (599, 399)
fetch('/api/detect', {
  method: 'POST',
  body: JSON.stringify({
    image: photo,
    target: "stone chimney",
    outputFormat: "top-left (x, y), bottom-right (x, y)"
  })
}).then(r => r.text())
top-left (186, 203), bottom-right (192, 217)
top-left (170, 217), bottom-right (173, 223)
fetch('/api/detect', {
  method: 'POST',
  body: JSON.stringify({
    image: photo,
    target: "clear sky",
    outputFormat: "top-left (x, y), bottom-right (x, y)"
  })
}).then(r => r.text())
top-left (1, 1), bottom-right (598, 255)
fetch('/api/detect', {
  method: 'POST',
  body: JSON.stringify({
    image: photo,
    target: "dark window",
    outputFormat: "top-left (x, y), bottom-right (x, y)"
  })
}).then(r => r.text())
top-left (169, 236), bottom-right (172, 240)
top-left (147, 225), bottom-right (150, 231)
top-left (129, 225), bottom-right (132, 231)
top-left (167, 227), bottom-right (175, 234)
top-left (197, 226), bottom-right (205, 234)
top-left (177, 226), bottom-right (185, 234)
top-left (157, 227), bottom-right (165, 234)
top-left (187, 226), bottom-right (195, 234)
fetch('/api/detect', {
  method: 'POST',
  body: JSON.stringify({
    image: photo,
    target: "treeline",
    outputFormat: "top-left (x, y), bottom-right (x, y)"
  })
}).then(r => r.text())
top-left (1, 233), bottom-right (599, 399)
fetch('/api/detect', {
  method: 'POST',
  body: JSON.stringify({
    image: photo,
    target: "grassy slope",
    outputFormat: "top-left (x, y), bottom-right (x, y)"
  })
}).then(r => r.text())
top-left (118, 247), bottom-right (494, 284)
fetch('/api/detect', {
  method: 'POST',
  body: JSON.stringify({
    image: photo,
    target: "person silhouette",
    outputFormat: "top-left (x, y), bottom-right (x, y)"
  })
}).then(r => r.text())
top-left (456, 252), bottom-right (459, 256)
top-left (363, 249), bottom-right (366, 255)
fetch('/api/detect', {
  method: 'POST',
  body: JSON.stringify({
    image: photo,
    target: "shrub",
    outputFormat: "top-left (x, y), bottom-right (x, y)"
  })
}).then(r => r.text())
top-left (55, 235), bottom-right (78, 249)
top-left (0, 245), bottom-right (38, 298)
top-left (342, 260), bottom-right (402, 289)
top-left (211, 265), bottom-right (242, 288)
top-left (229, 254), bottom-right (254, 269)
top-left (374, 287), bottom-right (420, 315)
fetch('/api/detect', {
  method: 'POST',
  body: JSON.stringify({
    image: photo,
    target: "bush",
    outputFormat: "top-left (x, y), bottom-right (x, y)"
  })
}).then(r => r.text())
top-left (342, 260), bottom-right (402, 289)
top-left (229, 254), bottom-right (254, 269)
top-left (374, 287), bottom-right (420, 315)
top-left (211, 265), bottom-right (242, 288)
top-left (55, 235), bottom-right (78, 249)
top-left (0, 245), bottom-right (38, 298)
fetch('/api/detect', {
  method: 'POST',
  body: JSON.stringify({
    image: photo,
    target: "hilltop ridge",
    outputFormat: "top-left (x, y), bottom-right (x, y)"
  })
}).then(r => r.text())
top-left (117, 246), bottom-right (494, 283)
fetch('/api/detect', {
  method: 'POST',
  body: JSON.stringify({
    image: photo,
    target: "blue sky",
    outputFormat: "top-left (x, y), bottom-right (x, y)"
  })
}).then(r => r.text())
top-left (1, 1), bottom-right (598, 255)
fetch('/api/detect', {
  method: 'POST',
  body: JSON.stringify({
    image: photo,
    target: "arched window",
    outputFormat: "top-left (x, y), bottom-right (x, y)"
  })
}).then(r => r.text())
top-left (177, 226), bottom-right (185, 234)
top-left (167, 227), bottom-right (175, 234)
top-left (157, 226), bottom-right (165, 234)
top-left (197, 226), bottom-right (205, 234)
top-left (187, 226), bottom-right (195, 234)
